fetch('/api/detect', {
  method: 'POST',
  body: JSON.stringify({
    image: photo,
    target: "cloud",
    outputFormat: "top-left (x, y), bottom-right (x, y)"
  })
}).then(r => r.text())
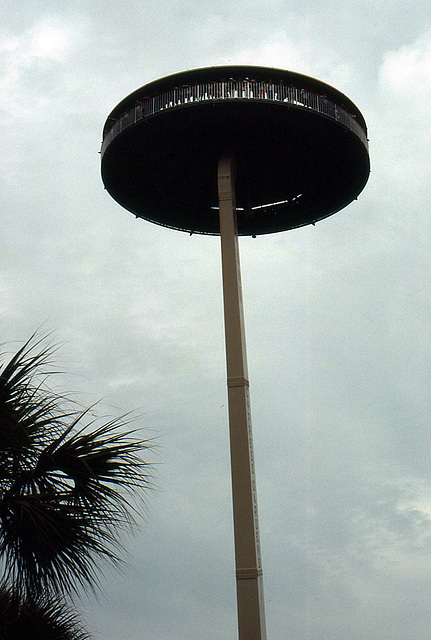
top-left (379, 28), bottom-right (431, 107)
top-left (226, 30), bottom-right (354, 89)
top-left (0, 17), bottom-right (82, 121)
top-left (370, 28), bottom-right (431, 198)
top-left (29, 23), bottom-right (71, 60)
top-left (227, 32), bottom-right (304, 70)
top-left (0, 16), bottom-right (75, 63)
top-left (348, 475), bottom-right (431, 579)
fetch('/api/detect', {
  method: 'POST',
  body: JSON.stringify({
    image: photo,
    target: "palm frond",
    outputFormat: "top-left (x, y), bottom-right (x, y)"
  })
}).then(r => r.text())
top-left (0, 333), bottom-right (66, 469)
top-left (0, 333), bottom-right (153, 601)
top-left (0, 585), bottom-right (90, 640)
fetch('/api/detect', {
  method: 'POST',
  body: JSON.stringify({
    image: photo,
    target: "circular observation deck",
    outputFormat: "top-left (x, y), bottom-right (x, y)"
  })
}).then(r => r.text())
top-left (101, 66), bottom-right (370, 236)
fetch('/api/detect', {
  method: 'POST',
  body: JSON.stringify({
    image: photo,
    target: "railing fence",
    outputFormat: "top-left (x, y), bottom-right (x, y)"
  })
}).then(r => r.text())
top-left (102, 79), bottom-right (368, 153)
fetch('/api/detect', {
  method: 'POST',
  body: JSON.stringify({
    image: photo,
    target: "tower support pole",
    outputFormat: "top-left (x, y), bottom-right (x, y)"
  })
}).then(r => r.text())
top-left (217, 155), bottom-right (267, 640)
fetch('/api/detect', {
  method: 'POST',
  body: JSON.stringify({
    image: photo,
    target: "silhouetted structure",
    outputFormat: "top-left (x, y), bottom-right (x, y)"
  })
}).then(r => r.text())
top-left (101, 65), bottom-right (370, 640)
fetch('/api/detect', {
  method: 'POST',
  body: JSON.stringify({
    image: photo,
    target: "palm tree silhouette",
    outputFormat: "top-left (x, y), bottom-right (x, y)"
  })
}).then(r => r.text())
top-left (0, 587), bottom-right (89, 640)
top-left (0, 333), bottom-right (152, 637)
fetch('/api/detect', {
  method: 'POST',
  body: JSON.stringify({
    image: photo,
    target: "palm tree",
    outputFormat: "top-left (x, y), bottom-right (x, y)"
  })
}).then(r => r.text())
top-left (0, 586), bottom-right (89, 640)
top-left (0, 333), bottom-right (152, 635)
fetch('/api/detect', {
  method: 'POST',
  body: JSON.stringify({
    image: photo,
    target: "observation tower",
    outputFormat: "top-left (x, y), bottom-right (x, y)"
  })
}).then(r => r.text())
top-left (101, 65), bottom-right (370, 640)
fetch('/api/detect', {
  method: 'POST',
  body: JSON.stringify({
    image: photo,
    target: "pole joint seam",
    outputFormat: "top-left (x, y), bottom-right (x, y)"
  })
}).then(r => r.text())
top-left (236, 568), bottom-right (263, 580)
top-left (227, 376), bottom-right (249, 388)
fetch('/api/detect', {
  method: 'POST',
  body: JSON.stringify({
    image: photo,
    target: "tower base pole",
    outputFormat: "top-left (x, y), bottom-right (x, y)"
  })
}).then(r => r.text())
top-left (218, 155), bottom-right (267, 640)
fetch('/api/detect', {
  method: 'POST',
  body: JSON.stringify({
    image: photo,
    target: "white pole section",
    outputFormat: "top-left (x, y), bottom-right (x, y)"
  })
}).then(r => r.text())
top-left (217, 155), bottom-right (267, 640)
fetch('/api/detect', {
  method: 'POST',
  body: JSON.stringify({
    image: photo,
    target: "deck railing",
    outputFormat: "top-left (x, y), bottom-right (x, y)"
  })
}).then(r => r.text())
top-left (102, 79), bottom-right (368, 154)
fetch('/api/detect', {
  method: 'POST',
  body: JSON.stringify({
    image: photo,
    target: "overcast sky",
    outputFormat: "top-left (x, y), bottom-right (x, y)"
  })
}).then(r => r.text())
top-left (1, 1), bottom-right (431, 639)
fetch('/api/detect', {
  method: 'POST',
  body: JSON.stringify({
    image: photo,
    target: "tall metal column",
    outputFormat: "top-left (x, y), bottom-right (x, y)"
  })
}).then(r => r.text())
top-left (218, 155), bottom-right (267, 640)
